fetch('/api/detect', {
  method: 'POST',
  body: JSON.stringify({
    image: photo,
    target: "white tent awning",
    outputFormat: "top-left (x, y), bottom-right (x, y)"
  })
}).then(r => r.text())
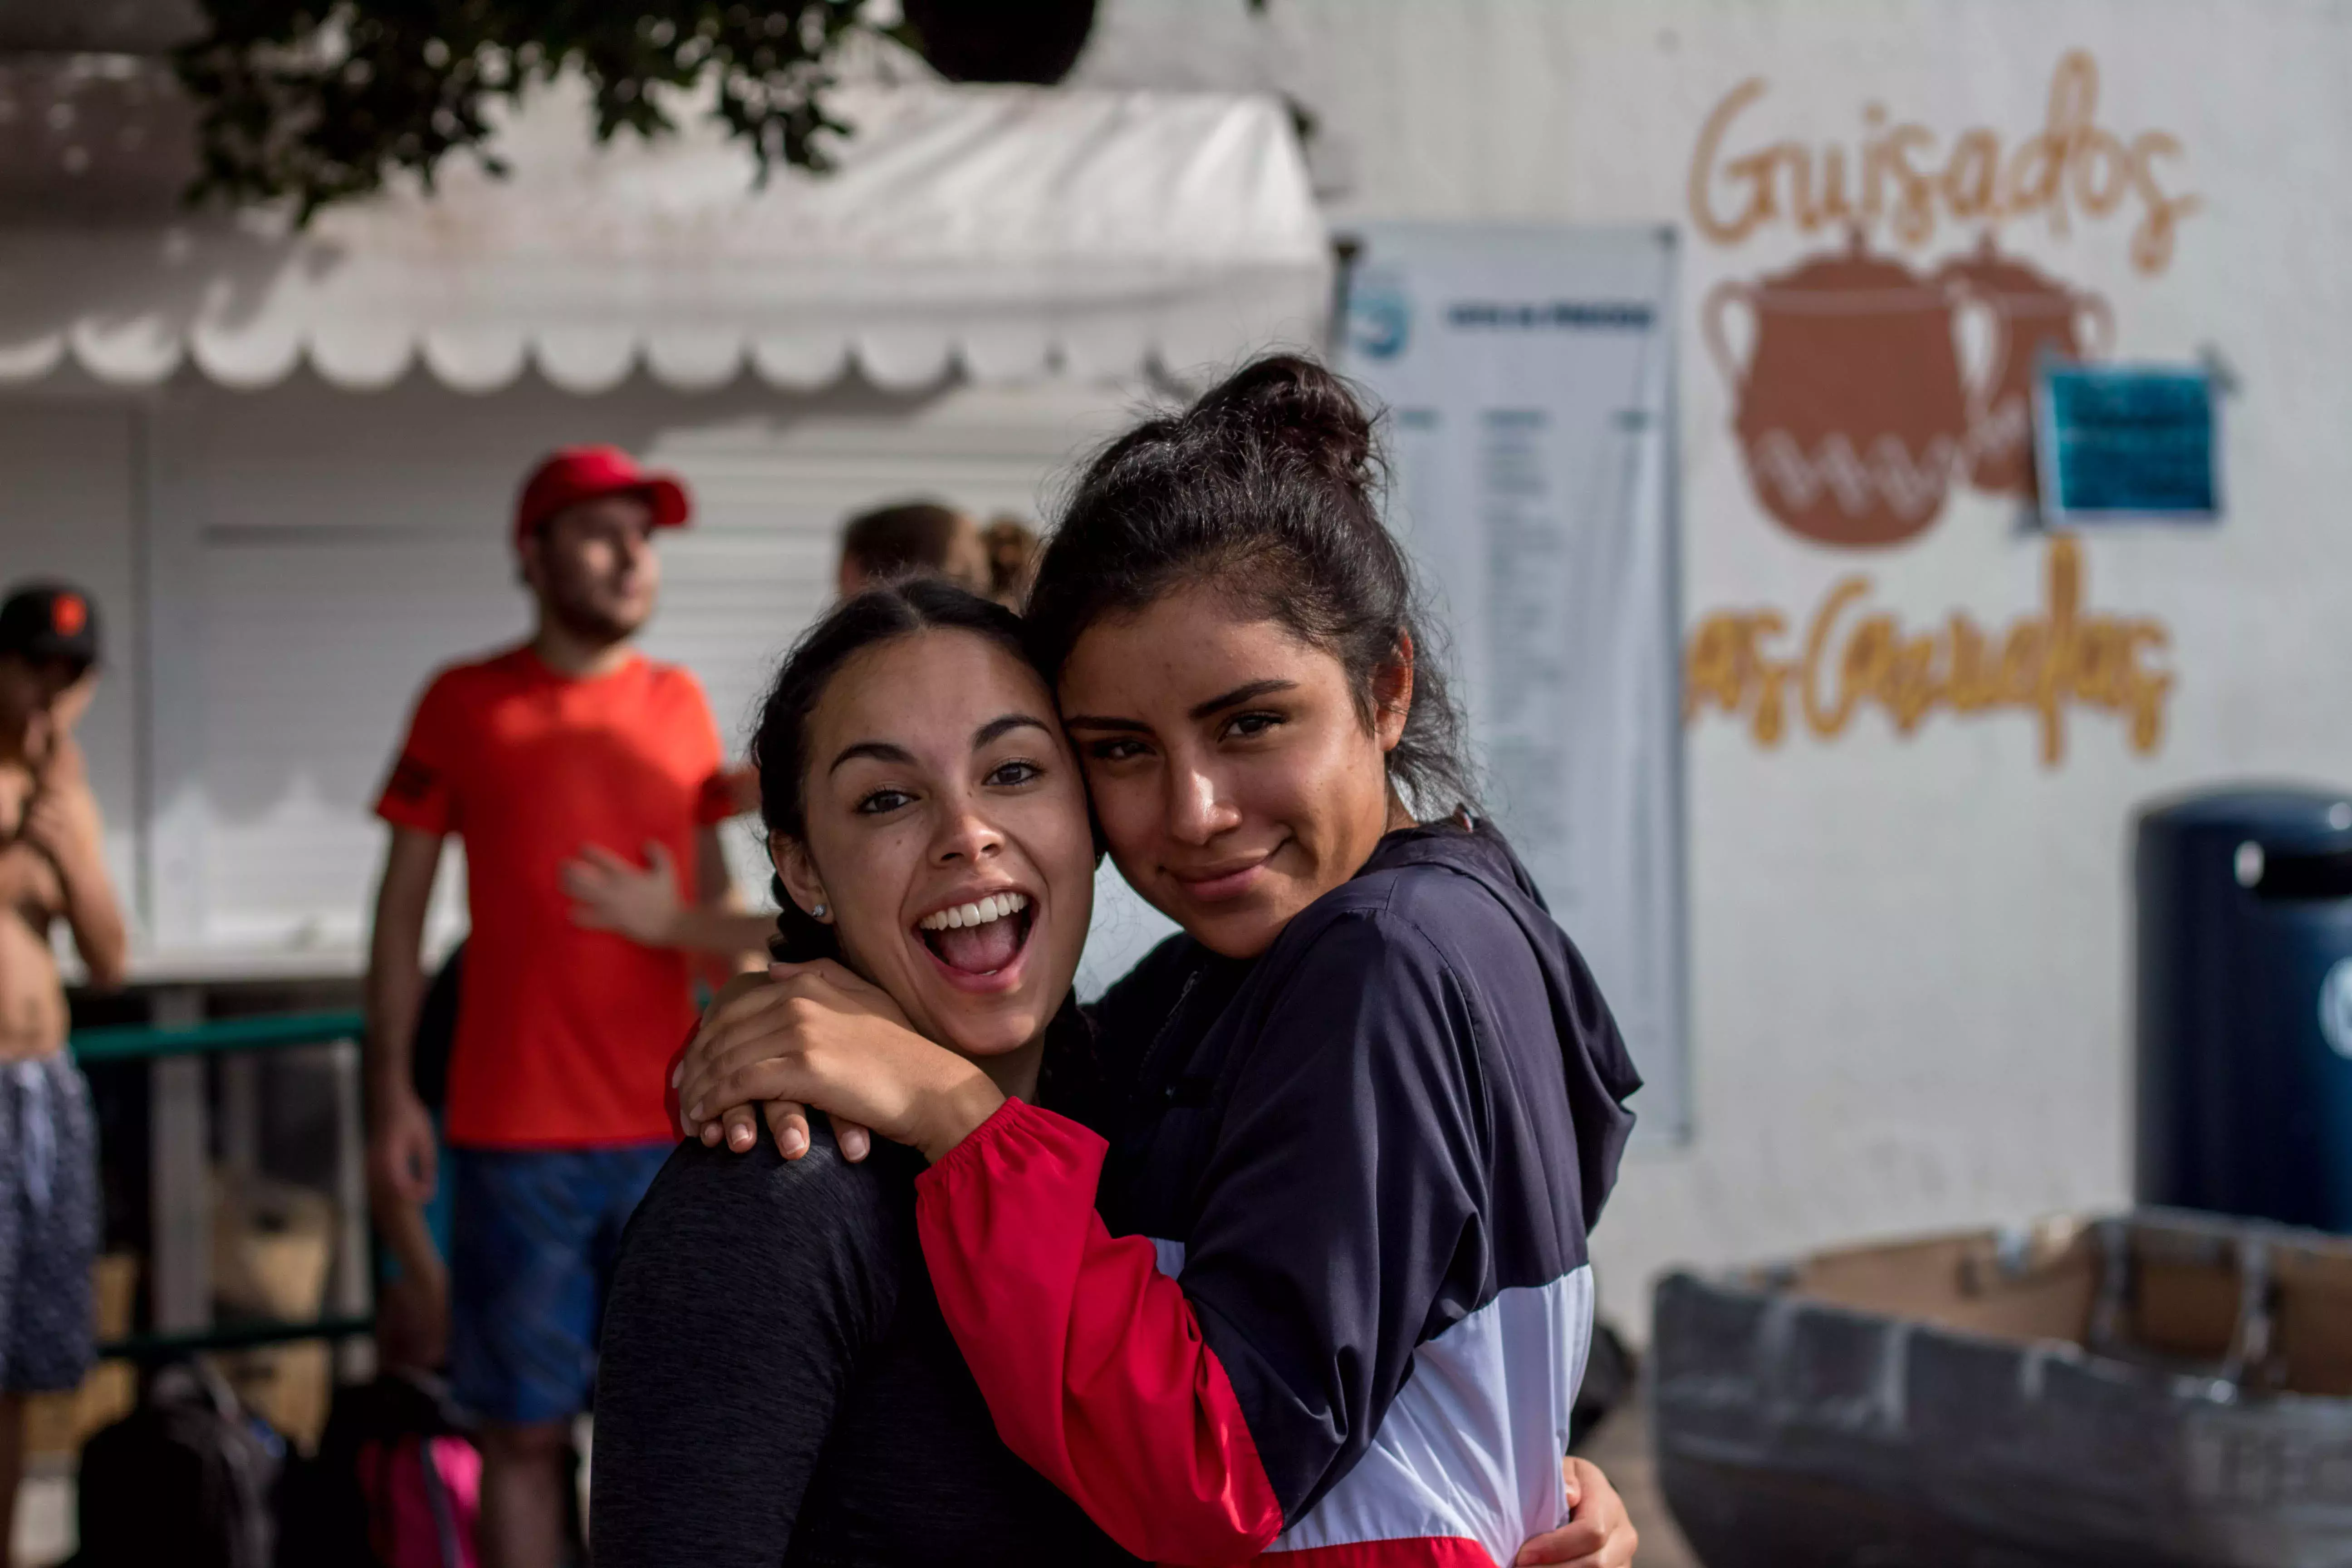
top-left (0, 83), bottom-right (1330, 393)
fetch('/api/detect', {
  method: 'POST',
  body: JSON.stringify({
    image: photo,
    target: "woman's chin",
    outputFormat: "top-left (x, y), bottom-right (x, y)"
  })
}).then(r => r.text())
top-left (896, 916), bottom-right (1082, 1057)
top-left (1168, 897), bottom-right (1287, 960)
top-left (931, 1010), bottom-right (1049, 1062)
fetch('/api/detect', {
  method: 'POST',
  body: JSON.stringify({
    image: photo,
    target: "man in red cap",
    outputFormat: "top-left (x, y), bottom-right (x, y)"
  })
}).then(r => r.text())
top-left (364, 447), bottom-right (746, 1568)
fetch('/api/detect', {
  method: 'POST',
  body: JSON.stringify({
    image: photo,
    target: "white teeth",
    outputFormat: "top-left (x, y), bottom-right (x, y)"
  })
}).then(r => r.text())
top-left (918, 891), bottom-right (1031, 932)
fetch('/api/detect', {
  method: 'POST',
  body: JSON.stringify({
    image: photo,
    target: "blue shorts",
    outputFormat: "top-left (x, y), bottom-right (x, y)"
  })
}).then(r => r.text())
top-left (0, 1057), bottom-right (98, 1394)
top-left (448, 1142), bottom-right (670, 1427)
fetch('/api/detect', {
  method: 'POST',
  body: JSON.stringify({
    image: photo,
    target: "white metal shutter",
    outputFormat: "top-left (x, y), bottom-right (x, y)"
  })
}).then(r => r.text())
top-left (149, 372), bottom-right (1132, 961)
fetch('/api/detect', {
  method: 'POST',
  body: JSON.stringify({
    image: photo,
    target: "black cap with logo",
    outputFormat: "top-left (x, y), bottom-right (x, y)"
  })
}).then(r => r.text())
top-left (0, 583), bottom-right (101, 671)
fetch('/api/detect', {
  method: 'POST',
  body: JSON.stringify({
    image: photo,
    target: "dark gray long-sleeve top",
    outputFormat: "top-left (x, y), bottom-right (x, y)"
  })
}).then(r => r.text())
top-left (590, 1125), bottom-right (1135, 1568)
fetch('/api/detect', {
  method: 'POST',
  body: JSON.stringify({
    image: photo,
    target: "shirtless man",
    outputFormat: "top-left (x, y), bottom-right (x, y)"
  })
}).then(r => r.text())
top-left (0, 582), bottom-right (126, 1551)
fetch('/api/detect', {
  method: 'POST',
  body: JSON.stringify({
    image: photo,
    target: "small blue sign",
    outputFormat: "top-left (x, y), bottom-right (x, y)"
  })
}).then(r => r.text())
top-left (2036, 363), bottom-right (2220, 524)
top-left (1344, 265), bottom-right (1412, 362)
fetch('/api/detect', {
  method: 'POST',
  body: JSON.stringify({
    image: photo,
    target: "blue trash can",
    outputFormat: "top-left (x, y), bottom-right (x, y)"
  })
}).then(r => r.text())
top-left (2135, 786), bottom-right (2352, 1231)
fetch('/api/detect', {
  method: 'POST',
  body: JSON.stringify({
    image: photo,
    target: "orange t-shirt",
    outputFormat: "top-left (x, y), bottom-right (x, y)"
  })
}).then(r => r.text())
top-left (375, 646), bottom-right (736, 1147)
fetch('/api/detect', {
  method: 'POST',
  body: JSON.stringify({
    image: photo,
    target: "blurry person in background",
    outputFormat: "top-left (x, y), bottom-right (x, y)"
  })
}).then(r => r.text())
top-left (363, 447), bottom-right (751, 1568)
top-left (836, 499), bottom-right (993, 598)
top-left (0, 582), bottom-right (123, 1554)
top-left (981, 515), bottom-right (1042, 608)
top-left (564, 497), bottom-right (1010, 963)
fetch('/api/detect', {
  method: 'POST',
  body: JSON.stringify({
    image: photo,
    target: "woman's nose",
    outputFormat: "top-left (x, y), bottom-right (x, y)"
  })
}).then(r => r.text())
top-left (931, 801), bottom-right (1004, 864)
top-left (1165, 765), bottom-right (1238, 845)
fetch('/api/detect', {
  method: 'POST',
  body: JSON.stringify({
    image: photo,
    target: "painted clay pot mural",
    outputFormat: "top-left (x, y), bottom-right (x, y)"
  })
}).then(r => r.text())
top-left (1705, 232), bottom-right (1998, 549)
top-left (1938, 235), bottom-right (2114, 496)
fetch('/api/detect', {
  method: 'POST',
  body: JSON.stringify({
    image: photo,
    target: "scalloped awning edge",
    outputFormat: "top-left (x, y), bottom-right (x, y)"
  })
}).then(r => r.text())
top-left (0, 87), bottom-right (1332, 396)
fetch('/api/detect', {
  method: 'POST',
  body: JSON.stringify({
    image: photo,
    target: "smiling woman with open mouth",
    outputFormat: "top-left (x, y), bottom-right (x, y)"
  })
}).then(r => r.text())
top-left (913, 889), bottom-right (1033, 982)
top-left (591, 358), bottom-right (1645, 1568)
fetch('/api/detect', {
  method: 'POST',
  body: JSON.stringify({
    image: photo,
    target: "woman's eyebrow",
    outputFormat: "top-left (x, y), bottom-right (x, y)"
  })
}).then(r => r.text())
top-left (1063, 680), bottom-right (1298, 733)
top-left (973, 713), bottom-right (1053, 746)
top-left (829, 740), bottom-right (916, 773)
top-left (1187, 678), bottom-right (1297, 721)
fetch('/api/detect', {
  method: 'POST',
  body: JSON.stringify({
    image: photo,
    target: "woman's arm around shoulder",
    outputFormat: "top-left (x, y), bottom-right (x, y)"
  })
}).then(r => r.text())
top-left (911, 907), bottom-right (1490, 1563)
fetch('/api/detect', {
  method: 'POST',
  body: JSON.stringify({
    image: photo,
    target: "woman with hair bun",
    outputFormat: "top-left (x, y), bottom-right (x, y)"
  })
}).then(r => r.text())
top-left (672, 354), bottom-right (1644, 1568)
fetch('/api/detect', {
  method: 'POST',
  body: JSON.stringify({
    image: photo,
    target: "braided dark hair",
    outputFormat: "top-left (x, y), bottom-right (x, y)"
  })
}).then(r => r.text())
top-left (749, 578), bottom-right (1035, 961)
top-left (1024, 353), bottom-right (1477, 818)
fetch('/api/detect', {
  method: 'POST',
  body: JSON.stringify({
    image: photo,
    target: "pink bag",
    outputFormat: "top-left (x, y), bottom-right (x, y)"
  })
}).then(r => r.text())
top-left (361, 1433), bottom-right (481, 1568)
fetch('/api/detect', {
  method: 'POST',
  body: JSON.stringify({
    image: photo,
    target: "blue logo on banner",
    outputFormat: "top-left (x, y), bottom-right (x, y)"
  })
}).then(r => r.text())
top-left (1346, 269), bottom-right (1411, 361)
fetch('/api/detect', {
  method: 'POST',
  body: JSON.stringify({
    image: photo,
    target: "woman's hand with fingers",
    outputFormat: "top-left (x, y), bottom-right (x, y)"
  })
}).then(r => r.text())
top-left (692, 1098), bottom-right (872, 1164)
top-left (679, 962), bottom-right (872, 1152)
top-left (677, 959), bottom-right (1001, 1163)
top-left (677, 969), bottom-right (875, 1161)
top-left (677, 971), bottom-right (779, 1149)
top-left (1515, 1456), bottom-right (1638, 1567)
top-left (754, 1098), bottom-right (872, 1161)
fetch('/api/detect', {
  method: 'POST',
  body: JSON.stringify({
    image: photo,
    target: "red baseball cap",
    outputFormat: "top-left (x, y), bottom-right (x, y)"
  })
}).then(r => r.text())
top-left (514, 446), bottom-right (691, 544)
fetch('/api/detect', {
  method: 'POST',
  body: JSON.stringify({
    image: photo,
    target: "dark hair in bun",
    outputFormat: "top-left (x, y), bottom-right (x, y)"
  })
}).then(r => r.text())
top-left (749, 578), bottom-right (1035, 962)
top-left (1024, 353), bottom-right (1476, 818)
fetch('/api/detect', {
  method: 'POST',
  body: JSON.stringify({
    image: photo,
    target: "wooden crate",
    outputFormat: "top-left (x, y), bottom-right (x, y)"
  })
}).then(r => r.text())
top-left (24, 1253), bottom-right (140, 1461)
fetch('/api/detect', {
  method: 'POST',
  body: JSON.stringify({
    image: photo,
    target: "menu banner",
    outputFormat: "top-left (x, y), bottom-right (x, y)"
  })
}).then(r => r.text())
top-left (1342, 223), bottom-right (1688, 1140)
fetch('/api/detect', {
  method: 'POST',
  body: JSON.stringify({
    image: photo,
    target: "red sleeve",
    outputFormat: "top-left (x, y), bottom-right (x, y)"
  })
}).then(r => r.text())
top-left (374, 672), bottom-right (465, 835)
top-left (913, 1098), bottom-right (1282, 1567)
top-left (695, 769), bottom-right (742, 827)
top-left (702, 761), bottom-right (762, 824)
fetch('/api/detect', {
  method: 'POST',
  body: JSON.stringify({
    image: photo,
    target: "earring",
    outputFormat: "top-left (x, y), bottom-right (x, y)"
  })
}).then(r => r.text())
top-left (811, 902), bottom-right (828, 920)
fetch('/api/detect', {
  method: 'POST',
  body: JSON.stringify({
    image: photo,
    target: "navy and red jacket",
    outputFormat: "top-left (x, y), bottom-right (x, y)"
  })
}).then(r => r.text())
top-left (913, 821), bottom-right (1643, 1568)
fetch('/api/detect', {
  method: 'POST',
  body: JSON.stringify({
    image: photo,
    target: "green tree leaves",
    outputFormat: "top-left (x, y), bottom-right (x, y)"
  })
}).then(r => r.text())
top-left (175, 3), bottom-right (882, 221)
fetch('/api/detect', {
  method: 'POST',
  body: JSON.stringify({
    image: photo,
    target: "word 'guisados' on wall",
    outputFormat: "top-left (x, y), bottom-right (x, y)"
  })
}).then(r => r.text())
top-left (1689, 50), bottom-right (2201, 274)
top-left (1684, 537), bottom-right (2172, 767)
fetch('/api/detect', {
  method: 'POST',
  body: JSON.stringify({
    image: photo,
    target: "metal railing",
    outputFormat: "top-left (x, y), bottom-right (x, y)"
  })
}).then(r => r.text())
top-left (73, 1009), bottom-right (373, 1362)
top-left (72, 1009), bottom-right (365, 1064)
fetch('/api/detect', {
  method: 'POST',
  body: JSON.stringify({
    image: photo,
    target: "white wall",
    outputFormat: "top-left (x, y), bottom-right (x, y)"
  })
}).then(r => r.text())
top-left (1082, 0), bottom-right (2352, 1323)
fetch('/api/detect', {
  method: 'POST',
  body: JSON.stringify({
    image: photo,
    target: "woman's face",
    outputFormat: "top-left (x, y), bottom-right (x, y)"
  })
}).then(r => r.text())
top-left (1060, 585), bottom-right (1411, 959)
top-left (776, 629), bottom-right (1095, 1060)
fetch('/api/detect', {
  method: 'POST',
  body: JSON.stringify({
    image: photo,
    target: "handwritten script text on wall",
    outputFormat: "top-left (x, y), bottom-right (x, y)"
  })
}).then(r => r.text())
top-left (1689, 51), bottom-right (2200, 275)
top-left (1684, 536), bottom-right (2172, 766)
